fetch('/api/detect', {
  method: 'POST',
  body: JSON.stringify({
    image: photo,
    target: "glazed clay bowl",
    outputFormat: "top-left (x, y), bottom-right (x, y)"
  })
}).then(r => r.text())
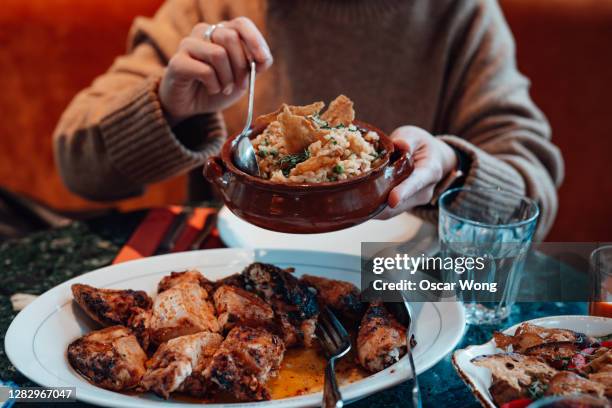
top-left (204, 121), bottom-right (413, 234)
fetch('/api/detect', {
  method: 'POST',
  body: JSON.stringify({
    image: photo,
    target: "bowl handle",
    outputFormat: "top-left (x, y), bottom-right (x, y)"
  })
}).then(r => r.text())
top-left (204, 156), bottom-right (227, 188)
top-left (389, 150), bottom-right (414, 187)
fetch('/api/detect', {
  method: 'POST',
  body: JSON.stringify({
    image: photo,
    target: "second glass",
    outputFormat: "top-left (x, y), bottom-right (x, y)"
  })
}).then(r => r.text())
top-left (438, 187), bottom-right (539, 324)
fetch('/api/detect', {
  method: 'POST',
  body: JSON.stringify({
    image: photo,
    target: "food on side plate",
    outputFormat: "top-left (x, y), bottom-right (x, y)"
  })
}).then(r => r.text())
top-left (67, 262), bottom-right (410, 402)
top-left (71, 283), bottom-right (152, 326)
top-left (471, 323), bottom-right (612, 407)
top-left (204, 326), bottom-right (285, 401)
top-left (252, 95), bottom-right (385, 183)
top-left (67, 326), bottom-right (147, 391)
top-left (140, 331), bottom-right (223, 399)
top-left (357, 301), bottom-right (408, 372)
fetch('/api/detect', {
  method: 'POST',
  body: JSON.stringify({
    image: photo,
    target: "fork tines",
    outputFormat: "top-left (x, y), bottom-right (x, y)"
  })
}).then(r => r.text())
top-left (316, 306), bottom-right (351, 358)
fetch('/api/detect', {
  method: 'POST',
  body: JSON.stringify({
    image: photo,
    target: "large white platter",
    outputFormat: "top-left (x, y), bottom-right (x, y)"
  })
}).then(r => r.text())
top-left (453, 315), bottom-right (612, 408)
top-left (6, 248), bottom-right (465, 408)
top-left (217, 206), bottom-right (439, 256)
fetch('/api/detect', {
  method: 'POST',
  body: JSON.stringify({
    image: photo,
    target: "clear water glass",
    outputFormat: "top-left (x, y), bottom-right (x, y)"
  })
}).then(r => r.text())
top-left (438, 187), bottom-right (539, 324)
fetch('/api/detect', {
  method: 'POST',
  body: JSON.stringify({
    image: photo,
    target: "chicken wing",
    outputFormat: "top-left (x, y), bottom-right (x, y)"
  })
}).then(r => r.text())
top-left (71, 283), bottom-right (152, 326)
top-left (132, 282), bottom-right (220, 347)
top-left (140, 332), bottom-right (223, 399)
top-left (357, 301), bottom-right (407, 372)
top-left (242, 262), bottom-right (318, 347)
top-left (205, 326), bottom-right (285, 401)
top-left (300, 274), bottom-right (363, 321)
top-left (158, 270), bottom-right (214, 294)
top-left (67, 326), bottom-right (147, 391)
top-left (213, 285), bottom-right (274, 331)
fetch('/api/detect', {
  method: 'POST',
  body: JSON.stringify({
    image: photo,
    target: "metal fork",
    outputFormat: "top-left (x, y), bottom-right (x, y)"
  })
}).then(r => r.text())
top-left (316, 306), bottom-right (352, 408)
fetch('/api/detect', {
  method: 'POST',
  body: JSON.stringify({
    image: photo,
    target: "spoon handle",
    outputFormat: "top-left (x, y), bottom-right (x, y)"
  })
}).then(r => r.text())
top-left (240, 61), bottom-right (256, 136)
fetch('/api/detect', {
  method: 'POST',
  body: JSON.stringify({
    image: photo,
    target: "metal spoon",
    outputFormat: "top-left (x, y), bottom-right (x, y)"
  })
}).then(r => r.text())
top-left (231, 61), bottom-right (260, 176)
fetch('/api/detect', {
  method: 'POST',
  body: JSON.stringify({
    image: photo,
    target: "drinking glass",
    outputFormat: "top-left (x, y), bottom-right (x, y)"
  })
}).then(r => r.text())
top-left (589, 245), bottom-right (612, 317)
top-left (438, 187), bottom-right (539, 324)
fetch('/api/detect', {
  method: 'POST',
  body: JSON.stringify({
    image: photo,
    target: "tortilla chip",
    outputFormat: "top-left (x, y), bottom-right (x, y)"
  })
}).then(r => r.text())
top-left (294, 156), bottom-right (337, 174)
top-left (321, 95), bottom-right (355, 127)
top-left (254, 101), bottom-right (325, 129)
top-left (278, 106), bottom-right (328, 154)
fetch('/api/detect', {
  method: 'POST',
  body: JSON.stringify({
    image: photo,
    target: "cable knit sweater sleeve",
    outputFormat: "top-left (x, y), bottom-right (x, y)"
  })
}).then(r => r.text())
top-left (414, 0), bottom-right (564, 239)
top-left (53, 0), bottom-right (225, 201)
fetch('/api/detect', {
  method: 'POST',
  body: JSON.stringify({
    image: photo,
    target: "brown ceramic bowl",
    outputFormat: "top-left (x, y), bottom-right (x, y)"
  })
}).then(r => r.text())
top-left (204, 121), bottom-right (413, 234)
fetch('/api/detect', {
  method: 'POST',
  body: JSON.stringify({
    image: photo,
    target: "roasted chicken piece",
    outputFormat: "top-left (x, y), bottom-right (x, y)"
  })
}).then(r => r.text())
top-left (67, 326), bottom-right (147, 391)
top-left (545, 371), bottom-right (606, 399)
top-left (140, 331), bottom-right (223, 399)
top-left (71, 283), bottom-right (152, 326)
top-left (130, 282), bottom-right (220, 347)
top-left (471, 352), bottom-right (558, 405)
top-left (493, 323), bottom-right (593, 353)
top-left (204, 326), bottom-right (285, 401)
top-left (356, 301), bottom-right (407, 372)
top-left (213, 285), bottom-right (274, 331)
top-left (158, 270), bottom-right (214, 294)
top-left (589, 371), bottom-right (612, 397)
top-left (242, 262), bottom-right (318, 347)
top-left (300, 274), bottom-right (363, 321)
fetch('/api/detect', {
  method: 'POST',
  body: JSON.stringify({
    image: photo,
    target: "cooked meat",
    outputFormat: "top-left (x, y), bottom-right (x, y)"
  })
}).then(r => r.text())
top-left (204, 326), bottom-right (285, 401)
top-left (140, 332), bottom-right (223, 399)
top-left (71, 283), bottom-right (152, 326)
top-left (300, 274), bottom-right (364, 321)
top-left (158, 270), bottom-right (214, 294)
top-left (589, 371), bottom-right (612, 398)
top-left (67, 326), bottom-right (147, 391)
top-left (524, 342), bottom-right (579, 369)
top-left (213, 285), bottom-right (274, 331)
top-left (545, 371), bottom-right (606, 398)
top-left (586, 349), bottom-right (612, 373)
top-left (356, 301), bottom-right (407, 373)
top-left (215, 273), bottom-right (246, 289)
top-left (242, 262), bottom-right (318, 347)
top-left (471, 352), bottom-right (558, 405)
top-left (134, 282), bottom-right (220, 346)
top-left (494, 323), bottom-right (593, 353)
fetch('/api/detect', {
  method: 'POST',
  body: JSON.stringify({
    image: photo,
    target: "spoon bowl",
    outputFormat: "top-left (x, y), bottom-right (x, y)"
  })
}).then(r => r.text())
top-left (231, 61), bottom-right (260, 176)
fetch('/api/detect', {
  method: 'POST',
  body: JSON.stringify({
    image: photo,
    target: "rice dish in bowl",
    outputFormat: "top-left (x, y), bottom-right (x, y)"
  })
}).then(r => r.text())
top-left (252, 95), bottom-right (386, 183)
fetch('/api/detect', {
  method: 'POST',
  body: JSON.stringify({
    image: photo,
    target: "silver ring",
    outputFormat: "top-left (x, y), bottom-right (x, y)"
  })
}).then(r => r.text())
top-left (203, 23), bottom-right (224, 42)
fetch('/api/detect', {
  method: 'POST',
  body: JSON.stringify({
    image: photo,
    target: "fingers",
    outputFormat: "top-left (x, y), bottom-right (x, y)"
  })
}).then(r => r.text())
top-left (211, 27), bottom-right (249, 85)
top-left (225, 17), bottom-right (273, 69)
top-left (388, 167), bottom-right (439, 208)
top-left (376, 184), bottom-right (435, 220)
top-left (167, 53), bottom-right (222, 94)
top-left (179, 37), bottom-right (234, 94)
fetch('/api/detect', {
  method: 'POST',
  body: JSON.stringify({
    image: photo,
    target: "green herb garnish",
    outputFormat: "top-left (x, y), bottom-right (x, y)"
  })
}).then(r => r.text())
top-left (258, 150), bottom-right (268, 158)
top-left (279, 150), bottom-right (310, 176)
top-left (333, 164), bottom-right (344, 174)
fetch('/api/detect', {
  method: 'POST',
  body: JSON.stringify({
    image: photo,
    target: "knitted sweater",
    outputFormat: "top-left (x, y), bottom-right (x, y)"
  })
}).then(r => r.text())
top-left (53, 0), bottom-right (564, 238)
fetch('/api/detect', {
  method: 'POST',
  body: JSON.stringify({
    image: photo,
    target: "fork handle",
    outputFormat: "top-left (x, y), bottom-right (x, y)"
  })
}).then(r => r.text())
top-left (323, 359), bottom-right (343, 408)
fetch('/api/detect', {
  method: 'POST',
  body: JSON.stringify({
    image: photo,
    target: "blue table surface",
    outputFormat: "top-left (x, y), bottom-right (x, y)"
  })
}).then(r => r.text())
top-left (0, 211), bottom-right (591, 407)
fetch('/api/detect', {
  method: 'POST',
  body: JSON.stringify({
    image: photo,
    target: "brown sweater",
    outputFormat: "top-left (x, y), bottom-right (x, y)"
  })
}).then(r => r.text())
top-left (53, 0), bottom-right (563, 239)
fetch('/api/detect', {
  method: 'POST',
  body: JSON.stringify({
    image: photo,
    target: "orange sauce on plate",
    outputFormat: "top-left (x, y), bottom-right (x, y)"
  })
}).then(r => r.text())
top-left (173, 346), bottom-right (368, 403)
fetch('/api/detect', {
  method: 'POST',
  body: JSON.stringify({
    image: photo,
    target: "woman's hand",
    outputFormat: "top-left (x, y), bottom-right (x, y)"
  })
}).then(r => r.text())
top-left (377, 126), bottom-right (458, 219)
top-left (159, 17), bottom-right (273, 126)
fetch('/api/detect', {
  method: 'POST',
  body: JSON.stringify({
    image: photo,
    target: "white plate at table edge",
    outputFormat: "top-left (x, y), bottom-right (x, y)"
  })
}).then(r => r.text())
top-left (5, 248), bottom-right (465, 408)
top-left (452, 315), bottom-right (612, 408)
